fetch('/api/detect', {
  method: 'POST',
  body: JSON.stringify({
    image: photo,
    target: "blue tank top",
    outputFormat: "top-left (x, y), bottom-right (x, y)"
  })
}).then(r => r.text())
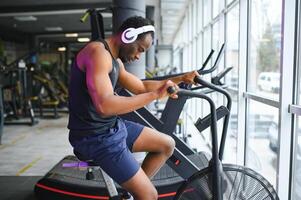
top-left (68, 40), bottom-right (120, 135)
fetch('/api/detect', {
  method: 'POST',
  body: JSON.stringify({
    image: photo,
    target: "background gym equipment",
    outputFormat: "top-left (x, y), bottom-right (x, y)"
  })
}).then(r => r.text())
top-left (1, 53), bottom-right (38, 126)
top-left (173, 76), bottom-right (279, 199)
top-left (32, 70), bottom-right (66, 119)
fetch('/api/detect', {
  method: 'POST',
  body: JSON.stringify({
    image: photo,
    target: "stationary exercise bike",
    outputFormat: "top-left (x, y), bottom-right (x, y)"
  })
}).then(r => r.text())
top-left (166, 76), bottom-right (279, 200)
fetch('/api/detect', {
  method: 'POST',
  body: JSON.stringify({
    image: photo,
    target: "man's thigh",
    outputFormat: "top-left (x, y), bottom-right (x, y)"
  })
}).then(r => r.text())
top-left (132, 126), bottom-right (174, 153)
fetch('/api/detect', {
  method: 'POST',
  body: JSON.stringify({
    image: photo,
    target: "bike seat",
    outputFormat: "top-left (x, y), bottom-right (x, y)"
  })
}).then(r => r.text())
top-left (74, 150), bottom-right (98, 166)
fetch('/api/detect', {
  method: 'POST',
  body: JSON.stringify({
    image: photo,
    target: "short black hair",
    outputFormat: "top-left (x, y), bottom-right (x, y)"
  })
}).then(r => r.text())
top-left (117, 16), bottom-right (154, 40)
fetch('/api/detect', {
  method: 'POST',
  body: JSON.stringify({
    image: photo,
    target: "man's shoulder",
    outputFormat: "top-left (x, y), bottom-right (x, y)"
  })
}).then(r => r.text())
top-left (86, 41), bottom-right (106, 52)
top-left (82, 42), bottom-right (111, 60)
top-left (77, 41), bottom-right (112, 72)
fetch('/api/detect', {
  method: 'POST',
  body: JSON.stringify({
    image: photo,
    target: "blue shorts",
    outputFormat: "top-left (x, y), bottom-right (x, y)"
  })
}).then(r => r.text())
top-left (69, 118), bottom-right (145, 184)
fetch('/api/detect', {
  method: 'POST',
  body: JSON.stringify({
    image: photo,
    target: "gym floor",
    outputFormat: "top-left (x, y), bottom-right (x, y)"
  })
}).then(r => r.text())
top-left (0, 114), bottom-right (72, 200)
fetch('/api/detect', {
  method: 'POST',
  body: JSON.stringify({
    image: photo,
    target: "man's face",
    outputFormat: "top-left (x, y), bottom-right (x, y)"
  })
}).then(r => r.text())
top-left (119, 33), bottom-right (153, 63)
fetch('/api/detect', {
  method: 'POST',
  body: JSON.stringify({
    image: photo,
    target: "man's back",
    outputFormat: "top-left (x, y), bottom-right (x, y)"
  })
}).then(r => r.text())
top-left (68, 40), bottom-right (119, 135)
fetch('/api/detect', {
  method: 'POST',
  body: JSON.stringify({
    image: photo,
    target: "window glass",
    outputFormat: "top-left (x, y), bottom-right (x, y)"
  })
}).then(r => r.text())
top-left (227, 0), bottom-right (235, 5)
top-left (197, 34), bottom-right (203, 68)
top-left (203, 0), bottom-right (211, 27)
top-left (248, 0), bottom-right (282, 101)
top-left (192, 0), bottom-right (197, 36)
top-left (246, 100), bottom-right (279, 187)
top-left (292, 15), bottom-right (301, 199)
top-left (203, 28), bottom-right (212, 67)
top-left (292, 117), bottom-right (301, 200)
top-left (212, 21), bottom-right (220, 75)
top-left (213, 0), bottom-right (225, 18)
top-left (213, 0), bottom-right (220, 18)
top-left (223, 4), bottom-right (240, 164)
top-left (197, 0), bottom-right (203, 32)
top-left (226, 5), bottom-right (239, 90)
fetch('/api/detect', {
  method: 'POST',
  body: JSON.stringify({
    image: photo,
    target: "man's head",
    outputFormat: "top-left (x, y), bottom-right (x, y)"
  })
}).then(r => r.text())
top-left (116, 16), bottom-right (155, 63)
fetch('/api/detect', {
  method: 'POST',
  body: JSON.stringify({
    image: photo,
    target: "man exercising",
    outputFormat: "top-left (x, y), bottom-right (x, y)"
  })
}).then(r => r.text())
top-left (68, 16), bottom-right (198, 200)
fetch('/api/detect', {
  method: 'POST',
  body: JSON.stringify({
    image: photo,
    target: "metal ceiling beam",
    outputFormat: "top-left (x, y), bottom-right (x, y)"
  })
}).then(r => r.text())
top-left (36, 33), bottom-right (90, 38)
top-left (0, 10), bottom-right (113, 17)
top-left (35, 30), bottom-right (112, 37)
top-left (0, 3), bottom-right (112, 14)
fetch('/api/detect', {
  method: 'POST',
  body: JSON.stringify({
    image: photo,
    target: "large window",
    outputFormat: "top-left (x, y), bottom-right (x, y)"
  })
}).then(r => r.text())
top-left (248, 0), bottom-right (282, 101)
top-left (291, 7), bottom-right (301, 199)
top-left (245, 0), bottom-right (282, 189)
top-left (224, 4), bottom-right (239, 164)
top-left (169, 0), bottom-right (301, 198)
top-left (225, 5), bottom-right (239, 90)
top-left (246, 100), bottom-right (278, 186)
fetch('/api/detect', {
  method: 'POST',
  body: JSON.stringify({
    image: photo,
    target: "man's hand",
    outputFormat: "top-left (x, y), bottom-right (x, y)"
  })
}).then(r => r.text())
top-left (156, 80), bottom-right (179, 100)
top-left (182, 71), bottom-right (200, 84)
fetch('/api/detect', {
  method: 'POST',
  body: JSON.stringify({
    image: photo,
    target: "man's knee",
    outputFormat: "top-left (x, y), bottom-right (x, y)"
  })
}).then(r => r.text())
top-left (162, 135), bottom-right (175, 157)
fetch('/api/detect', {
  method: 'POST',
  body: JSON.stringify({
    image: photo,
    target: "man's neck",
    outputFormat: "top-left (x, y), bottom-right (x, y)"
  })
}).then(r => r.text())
top-left (105, 37), bottom-right (120, 59)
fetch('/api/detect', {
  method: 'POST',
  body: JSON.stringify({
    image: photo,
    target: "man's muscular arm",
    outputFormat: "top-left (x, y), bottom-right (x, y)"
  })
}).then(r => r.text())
top-left (117, 59), bottom-right (198, 95)
top-left (81, 43), bottom-right (175, 117)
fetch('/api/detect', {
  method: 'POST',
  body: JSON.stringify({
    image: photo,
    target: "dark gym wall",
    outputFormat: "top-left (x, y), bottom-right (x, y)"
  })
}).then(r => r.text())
top-left (112, 0), bottom-right (146, 79)
top-left (2, 40), bottom-right (30, 65)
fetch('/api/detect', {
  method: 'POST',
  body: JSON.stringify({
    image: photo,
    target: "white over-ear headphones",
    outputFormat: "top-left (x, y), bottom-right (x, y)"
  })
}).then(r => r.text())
top-left (121, 25), bottom-right (155, 44)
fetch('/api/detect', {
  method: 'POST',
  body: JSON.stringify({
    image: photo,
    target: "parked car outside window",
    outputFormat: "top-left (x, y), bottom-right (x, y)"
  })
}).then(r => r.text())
top-left (257, 72), bottom-right (280, 93)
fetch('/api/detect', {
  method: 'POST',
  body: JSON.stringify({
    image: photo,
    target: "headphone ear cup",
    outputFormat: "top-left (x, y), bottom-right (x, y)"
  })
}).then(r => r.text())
top-left (121, 28), bottom-right (138, 44)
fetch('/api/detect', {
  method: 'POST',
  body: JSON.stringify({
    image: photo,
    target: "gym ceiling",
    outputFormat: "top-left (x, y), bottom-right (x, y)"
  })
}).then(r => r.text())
top-left (0, 0), bottom-right (187, 46)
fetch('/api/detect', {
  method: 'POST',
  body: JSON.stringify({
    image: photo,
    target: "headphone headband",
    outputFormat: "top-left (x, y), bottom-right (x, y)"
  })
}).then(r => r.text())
top-left (121, 25), bottom-right (155, 44)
